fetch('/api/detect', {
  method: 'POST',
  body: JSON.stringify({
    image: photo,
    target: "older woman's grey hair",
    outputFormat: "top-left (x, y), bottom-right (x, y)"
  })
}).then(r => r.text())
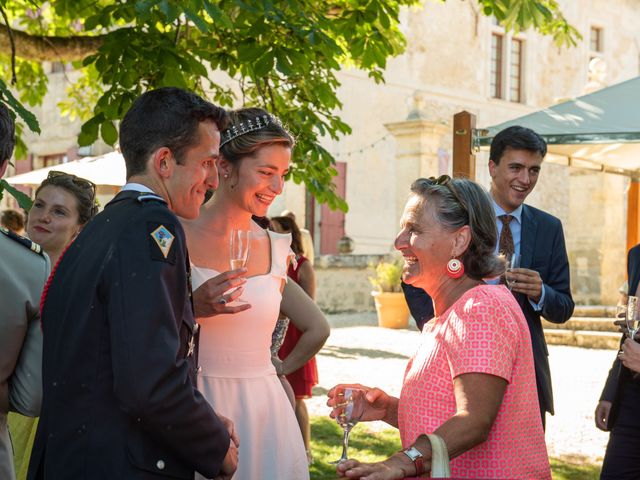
top-left (410, 176), bottom-right (504, 280)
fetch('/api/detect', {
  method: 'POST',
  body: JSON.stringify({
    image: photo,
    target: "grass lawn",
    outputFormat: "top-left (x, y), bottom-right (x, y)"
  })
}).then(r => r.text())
top-left (309, 416), bottom-right (601, 480)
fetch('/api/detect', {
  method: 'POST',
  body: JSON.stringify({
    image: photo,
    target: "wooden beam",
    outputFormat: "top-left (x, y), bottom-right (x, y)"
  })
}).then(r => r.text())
top-left (628, 179), bottom-right (640, 252)
top-left (452, 111), bottom-right (476, 180)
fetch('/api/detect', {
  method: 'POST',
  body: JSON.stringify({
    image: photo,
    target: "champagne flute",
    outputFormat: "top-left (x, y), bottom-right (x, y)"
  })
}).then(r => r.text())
top-left (329, 388), bottom-right (366, 464)
top-left (505, 253), bottom-right (521, 291)
top-left (627, 296), bottom-right (640, 340)
top-left (229, 230), bottom-right (250, 302)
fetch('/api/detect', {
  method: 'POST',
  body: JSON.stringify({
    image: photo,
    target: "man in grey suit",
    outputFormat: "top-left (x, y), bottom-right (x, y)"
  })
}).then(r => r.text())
top-left (0, 103), bottom-right (50, 479)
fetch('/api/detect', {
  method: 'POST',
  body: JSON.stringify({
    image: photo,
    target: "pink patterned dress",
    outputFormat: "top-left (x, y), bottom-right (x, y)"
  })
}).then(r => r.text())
top-left (398, 284), bottom-right (550, 479)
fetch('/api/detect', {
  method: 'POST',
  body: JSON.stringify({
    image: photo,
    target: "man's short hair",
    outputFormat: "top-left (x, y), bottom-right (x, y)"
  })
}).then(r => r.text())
top-left (119, 87), bottom-right (228, 178)
top-left (0, 103), bottom-right (16, 167)
top-left (489, 125), bottom-right (547, 165)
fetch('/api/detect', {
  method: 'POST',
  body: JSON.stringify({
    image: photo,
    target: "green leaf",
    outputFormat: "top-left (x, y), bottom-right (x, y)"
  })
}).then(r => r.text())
top-left (78, 114), bottom-right (104, 146)
top-left (158, 0), bottom-right (180, 22)
top-left (184, 7), bottom-right (211, 33)
top-left (237, 43), bottom-right (266, 63)
top-left (253, 52), bottom-right (275, 76)
top-left (100, 120), bottom-right (118, 145)
top-left (203, 0), bottom-right (233, 29)
top-left (0, 179), bottom-right (33, 211)
top-left (0, 79), bottom-right (41, 134)
top-left (84, 14), bottom-right (102, 31)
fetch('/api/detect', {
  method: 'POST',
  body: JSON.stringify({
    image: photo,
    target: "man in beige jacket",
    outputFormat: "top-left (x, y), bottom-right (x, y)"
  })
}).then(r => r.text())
top-left (0, 103), bottom-right (50, 480)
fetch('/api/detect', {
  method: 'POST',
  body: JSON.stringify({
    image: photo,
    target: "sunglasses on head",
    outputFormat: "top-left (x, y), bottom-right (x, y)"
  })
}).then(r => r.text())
top-left (419, 175), bottom-right (468, 214)
top-left (47, 170), bottom-right (97, 199)
top-left (425, 174), bottom-right (452, 186)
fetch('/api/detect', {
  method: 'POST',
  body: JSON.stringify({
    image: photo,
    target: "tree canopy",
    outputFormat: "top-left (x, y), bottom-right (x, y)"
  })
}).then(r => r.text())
top-left (0, 0), bottom-right (580, 210)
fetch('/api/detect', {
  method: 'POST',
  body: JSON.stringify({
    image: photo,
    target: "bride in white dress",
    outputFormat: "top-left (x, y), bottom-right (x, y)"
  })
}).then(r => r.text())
top-left (183, 108), bottom-right (329, 480)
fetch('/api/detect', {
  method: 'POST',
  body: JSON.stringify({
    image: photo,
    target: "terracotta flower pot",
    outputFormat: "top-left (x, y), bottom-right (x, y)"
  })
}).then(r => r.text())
top-left (371, 291), bottom-right (410, 329)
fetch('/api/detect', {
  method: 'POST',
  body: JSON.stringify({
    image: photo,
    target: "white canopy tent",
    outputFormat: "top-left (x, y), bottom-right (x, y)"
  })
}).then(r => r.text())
top-left (5, 150), bottom-right (126, 187)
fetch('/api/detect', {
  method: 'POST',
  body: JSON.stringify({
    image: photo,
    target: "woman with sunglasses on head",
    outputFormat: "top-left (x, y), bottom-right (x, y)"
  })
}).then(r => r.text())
top-left (8, 171), bottom-right (98, 480)
top-left (26, 171), bottom-right (98, 265)
top-left (182, 108), bottom-right (329, 480)
top-left (327, 176), bottom-right (550, 479)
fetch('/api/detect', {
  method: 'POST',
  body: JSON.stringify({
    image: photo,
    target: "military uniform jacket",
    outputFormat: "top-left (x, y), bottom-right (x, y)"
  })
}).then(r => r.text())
top-left (0, 228), bottom-right (50, 480)
top-left (28, 190), bottom-right (230, 480)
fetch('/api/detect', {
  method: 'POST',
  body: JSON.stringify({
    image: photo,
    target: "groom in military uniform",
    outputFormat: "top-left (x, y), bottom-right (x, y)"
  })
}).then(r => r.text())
top-left (29, 88), bottom-right (238, 479)
top-left (0, 103), bottom-right (50, 480)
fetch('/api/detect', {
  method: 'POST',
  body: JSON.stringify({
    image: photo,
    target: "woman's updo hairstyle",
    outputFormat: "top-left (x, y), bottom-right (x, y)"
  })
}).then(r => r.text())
top-left (220, 107), bottom-right (294, 168)
top-left (410, 176), bottom-right (504, 280)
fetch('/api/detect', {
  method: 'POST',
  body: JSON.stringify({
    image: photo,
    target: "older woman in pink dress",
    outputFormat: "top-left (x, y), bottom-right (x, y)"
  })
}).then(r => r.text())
top-left (328, 176), bottom-right (550, 479)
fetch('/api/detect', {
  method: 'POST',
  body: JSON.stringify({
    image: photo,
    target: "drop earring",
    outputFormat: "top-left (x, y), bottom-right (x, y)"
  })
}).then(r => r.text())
top-left (445, 257), bottom-right (464, 279)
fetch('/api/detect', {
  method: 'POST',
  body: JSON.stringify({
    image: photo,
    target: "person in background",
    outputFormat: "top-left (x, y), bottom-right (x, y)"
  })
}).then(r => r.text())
top-left (26, 172), bottom-right (98, 265)
top-left (401, 280), bottom-right (434, 330)
top-left (399, 126), bottom-right (574, 428)
top-left (281, 209), bottom-right (314, 265)
top-left (183, 107), bottom-right (329, 480)
top-left (0, 103), bottom-right (50, 480)
top-left (1, 209), bottom-right (26, 236)
top-left (597, 243), bottom-right (640, 479)
top-left (271, 215), bottom-right (319, 464)
top-left (328, 176), bottom-right (550, 480)
top-left (28, 87), bottom-right (237, 480)
top-left (8, 171), bottom-right (98, 480)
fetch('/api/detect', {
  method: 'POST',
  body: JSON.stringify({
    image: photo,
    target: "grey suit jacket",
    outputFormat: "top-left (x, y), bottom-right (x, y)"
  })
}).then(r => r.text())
top-left (0, 229), bottom-right (50, 480)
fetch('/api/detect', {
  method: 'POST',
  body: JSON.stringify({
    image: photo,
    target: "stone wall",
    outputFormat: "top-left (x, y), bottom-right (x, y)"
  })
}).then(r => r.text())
top-left (314, 254), bottom-right (385, 313)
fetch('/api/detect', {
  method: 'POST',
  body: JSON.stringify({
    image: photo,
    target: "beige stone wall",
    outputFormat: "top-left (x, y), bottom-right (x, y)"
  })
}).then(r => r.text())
top-left (314, 254), bottom-right (385, 313)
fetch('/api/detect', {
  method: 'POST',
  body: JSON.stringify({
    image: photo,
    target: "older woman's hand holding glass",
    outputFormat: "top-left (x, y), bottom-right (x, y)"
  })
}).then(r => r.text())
top-left (328, 176), bottom-right (551, 479)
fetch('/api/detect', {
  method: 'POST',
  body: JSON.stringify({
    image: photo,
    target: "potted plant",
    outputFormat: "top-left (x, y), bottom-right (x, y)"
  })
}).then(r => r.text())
top-left (369, 257), bottom-right (410, 329)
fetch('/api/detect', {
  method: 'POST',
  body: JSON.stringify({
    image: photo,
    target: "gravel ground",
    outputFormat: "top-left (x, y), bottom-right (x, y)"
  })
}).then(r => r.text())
top-left (307, 313), bottom-right (612, 465)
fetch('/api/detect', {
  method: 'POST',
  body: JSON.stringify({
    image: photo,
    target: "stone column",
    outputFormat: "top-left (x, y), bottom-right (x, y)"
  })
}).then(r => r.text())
top-left (384, 106), bottom-right (449, 228)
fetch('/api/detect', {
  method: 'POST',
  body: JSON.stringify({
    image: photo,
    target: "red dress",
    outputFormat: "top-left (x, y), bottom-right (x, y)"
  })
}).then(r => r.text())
top-left (277, 255), bottom-right (319, 399)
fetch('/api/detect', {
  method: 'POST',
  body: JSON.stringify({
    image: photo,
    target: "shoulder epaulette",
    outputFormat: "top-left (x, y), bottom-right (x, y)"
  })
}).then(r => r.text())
top-left (136, 192), bottom-right (167, 204)
top-left (0, 226), bottom-right (45, 256)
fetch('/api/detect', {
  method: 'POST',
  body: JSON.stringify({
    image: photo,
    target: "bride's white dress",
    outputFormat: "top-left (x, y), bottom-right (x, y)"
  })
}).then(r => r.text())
top-left (191, 230), bottom-right (309, 480)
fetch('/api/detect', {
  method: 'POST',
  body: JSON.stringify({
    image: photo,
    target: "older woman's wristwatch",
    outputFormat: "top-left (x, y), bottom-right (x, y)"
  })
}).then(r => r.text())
top-left (402, 446), bottom-right (425, 476)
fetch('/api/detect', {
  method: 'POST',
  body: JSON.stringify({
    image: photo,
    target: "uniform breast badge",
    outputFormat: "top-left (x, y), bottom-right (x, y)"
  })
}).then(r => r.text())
top-left (150, 225), bottom-right (175, 259)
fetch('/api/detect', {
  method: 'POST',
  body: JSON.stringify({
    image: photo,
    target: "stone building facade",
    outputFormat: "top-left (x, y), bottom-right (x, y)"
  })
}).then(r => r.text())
top-left (298, 0), bottom-right (640, 307)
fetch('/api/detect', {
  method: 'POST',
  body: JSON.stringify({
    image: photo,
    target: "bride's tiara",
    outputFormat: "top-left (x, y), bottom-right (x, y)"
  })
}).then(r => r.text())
top-left (220, 114), bottom-right (279, 148)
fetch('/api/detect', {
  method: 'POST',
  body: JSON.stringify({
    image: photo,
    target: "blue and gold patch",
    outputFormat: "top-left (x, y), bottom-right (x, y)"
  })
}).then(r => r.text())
top-left (148, 223), bottom-right (176, 263)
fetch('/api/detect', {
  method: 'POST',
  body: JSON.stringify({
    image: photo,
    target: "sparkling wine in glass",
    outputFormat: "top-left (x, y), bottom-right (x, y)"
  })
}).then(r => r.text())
top-left (229, 230), bottom-right (250, 269)
top-left (229, 230), bottom-right (250, 302)
top-left (505, 253), bottom-right (521, 291)
top-left (627, 296), bottom-right (640, 340)
top-left (329, 388), bottom-right (366, 464)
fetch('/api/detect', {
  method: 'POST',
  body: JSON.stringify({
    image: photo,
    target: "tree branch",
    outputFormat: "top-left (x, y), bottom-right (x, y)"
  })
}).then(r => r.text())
top-left (0, 26), bottom-right (107, 62)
